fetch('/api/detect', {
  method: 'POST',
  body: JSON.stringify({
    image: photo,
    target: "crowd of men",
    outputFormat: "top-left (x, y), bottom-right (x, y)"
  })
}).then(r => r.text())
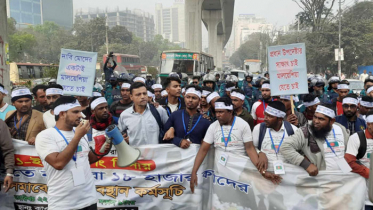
top-left (1, 67), bottom-right (373, 209)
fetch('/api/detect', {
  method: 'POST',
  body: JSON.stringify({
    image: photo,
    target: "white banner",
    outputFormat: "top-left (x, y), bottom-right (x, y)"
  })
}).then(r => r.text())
top-left (0, 140), bottom-right (367, 210)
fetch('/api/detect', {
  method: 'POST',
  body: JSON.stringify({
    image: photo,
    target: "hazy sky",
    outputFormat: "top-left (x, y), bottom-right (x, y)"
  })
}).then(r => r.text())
top-left (73, 0), bottom-right (302, 27)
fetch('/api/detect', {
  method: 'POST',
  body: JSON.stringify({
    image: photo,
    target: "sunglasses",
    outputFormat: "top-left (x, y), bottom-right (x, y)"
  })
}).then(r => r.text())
top-left (193, 82), bottom-right (199, 84)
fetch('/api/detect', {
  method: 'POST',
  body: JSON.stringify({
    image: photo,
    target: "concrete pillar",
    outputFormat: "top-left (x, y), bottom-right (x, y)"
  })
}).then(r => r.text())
top-left (185, 0), bottom-right (203, 52)
top-left (0, 0), bottom-right (10, 103)
top-left (216, 34), bottom-right (224, 69)
top-left (202, 10), bottom-right (222, 69)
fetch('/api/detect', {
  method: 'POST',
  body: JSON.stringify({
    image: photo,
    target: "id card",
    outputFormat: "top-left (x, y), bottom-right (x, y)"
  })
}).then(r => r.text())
top-left (218, 153), bottom-right (229, 166)
top-left (273, 160), bottom-right (285, 175)
top-left (335, 157), bottom-right (352, 173)
top-left (71, 167), bottom-right (86, 186)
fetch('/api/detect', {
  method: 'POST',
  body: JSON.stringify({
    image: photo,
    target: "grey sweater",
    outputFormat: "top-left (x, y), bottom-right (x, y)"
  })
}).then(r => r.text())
top-left (280, 122), bottom-right (349, 170)
top-left (0, 119), bottom-right (15, 174)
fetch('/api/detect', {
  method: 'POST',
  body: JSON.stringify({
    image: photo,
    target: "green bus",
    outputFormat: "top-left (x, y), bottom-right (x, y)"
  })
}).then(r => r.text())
top-left (158, 50), bottom-right (214, 84)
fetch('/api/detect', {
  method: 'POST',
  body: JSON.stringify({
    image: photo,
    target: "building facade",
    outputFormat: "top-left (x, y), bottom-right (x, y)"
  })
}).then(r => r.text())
top-left (226, 14), bottom-right (273, 56)
top-left (75, 7), bottom-right (155, 42)
top-left (155, 2), bottom-right (185, 45)
top-left (6, 0), bottom-right (73, 29)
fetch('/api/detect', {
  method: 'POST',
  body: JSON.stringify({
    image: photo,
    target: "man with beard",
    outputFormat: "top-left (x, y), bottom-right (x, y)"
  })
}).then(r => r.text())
top-left (336, 94), bottom-right (366, 135)
top-left (32, 84), bottom-right (48, 113)
top-left (302, 94), bottom-right (321, 122)
top-left (190, 97), bottom-right (271, 193)
top-left (279, 95), bottom-right (307, 127)
top-left (251, 81), bottom-right (274, 126)
top-left (5, 87), bottom-right (45, 144)
top-left (253, 101), bottom-right (298, 183)
top-left (43, 84), bottom-right (64, 128)
top-left (199, 86), bottom-right (213, 118)
top-left (110, 81), bottom-right (133, 121)
top-left (35, 96), bottom-right (110, 210)
top-left (345, 110), bottom-right (373, 209)
top-left (280, 104), bottom-right (349, 176)
top-left (163, 85), bottom-right (211, 148)
top-left (159, 77), bottom-right (185, 116)
top-left (151, 84), bottom-right (163, 103)
top-left (358, 96), bottom-right (373, 121)
top-left (0, 83), bottom-right (15, 120)
top-left (327, 77), bottom-right (340, 101)
top-left (332, 80), bottom-right (350, 116)
top-left (118, 82), bottom-right (168, 146)
top-left (231, 89), bottom-right (254, 129)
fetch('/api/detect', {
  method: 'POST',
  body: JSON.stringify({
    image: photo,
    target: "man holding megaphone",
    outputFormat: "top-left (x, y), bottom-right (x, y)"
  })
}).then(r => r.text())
top-left (35, 96), bottom-right (111, 210)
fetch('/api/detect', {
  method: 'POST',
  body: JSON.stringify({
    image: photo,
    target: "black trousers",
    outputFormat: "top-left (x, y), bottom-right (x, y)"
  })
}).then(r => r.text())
top-left (79, 203), bottom-right (97, 210)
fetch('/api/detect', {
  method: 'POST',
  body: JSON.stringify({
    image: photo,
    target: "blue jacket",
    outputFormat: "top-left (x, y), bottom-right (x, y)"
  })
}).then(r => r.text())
top-left (335, 115), bottom-right (366, 135)
top-left (164, 110), bottom-right (211, 147)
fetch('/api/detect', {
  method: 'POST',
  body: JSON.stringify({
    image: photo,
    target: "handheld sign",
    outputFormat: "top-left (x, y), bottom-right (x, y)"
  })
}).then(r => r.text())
top-left (268, 43), bottom-right (308, 96)
top-left (57, 49), bottom-right (97, 97)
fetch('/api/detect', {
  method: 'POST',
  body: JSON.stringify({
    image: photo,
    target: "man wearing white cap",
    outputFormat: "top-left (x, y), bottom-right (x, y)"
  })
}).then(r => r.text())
top-left (336, 93), bottom-right (366, 135)
top-left (359, 96), bottom-right (373, 121)
top-left (5, 87), bottom-right (45, 144)
top-left (331, 80), bottom-right (350, 116)
top-left (110, 81), bottom-right (133, 120)
top-left (190, 97), bottom-right (262, 193)
top-left (151, 84), bottom-right (163, 103)
top-left (281, 103), bottom-right (349, 176)
top-left (230, 88), bottom-right (254, 129)
top-left (279, 95), bottom-right (307, 127)
top-left (205, 91), bottom-right (220, 122)
top-left (43, 84), bottom-right (64, 128)
top-left (302, 94), bottom-right (321, 121)
top-left (251, 81), bottom-right (274, 126)
top-left (0, 83), bottom-right (15, 120)
top-left (35, 96), bottom-right (110, 210)
top-left (163, 85), bottom-right (211, 148)
top-left (253, 101), bottom-right (297, 183)
top-left (224, 82), bottom-right (236, 97)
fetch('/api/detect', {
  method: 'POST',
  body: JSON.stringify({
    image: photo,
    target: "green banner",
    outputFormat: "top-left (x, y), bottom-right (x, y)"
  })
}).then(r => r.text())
top-left (163, 53), bottom-right (196, 60)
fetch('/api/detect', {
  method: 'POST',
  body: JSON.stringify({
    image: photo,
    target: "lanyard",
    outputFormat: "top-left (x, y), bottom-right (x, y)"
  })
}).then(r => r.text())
top-left (182, 110), bottom-right (202, 137)
top-left (13, 115), bottom-right (23, 133)
top-left (325, 128), bottom-right (337, 157)
top-left (221, 117), bottom-right (236, 149)
top-left (54, 126), bottom-right (78, 162)
top-left (166, 98), bottom-right (181, 116)
top-left (268, 129), bottom-right (285, 158)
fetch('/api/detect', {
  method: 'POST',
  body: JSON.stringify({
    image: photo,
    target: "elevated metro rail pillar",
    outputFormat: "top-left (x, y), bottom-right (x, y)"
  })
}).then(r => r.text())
top-left (202, 10), bottom-right (222, 69)
top-left (185, 0), bottom-right (203, 52)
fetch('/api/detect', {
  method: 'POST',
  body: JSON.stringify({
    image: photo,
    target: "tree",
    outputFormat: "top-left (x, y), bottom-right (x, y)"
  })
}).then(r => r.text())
top-left (293, 0), bottom-right (336, 32)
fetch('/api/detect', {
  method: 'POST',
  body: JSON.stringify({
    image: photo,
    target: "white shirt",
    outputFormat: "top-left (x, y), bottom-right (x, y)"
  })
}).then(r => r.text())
top-left (250, 101), bottom-right (261, 120)
top-left (43, 110), bottom-right (56, 128)
top-left (168, 102), bottom-right (178, 113)
top-left (346, 130), bottom-right (373, 206)
top-left (253, 123), bottom-right (298, 162)
top-left (323, 124), bottom-right (346, 170)
top-left (203, 116), bottom-right (252, 156)
top-left (118, 104), bottom-right (168, 146)
top-left (35, 128), bottom-right (96, 210)
top-left (346, 130), bottom-right (373, 168)
top-left (360, 73), bottom-right (369, 82)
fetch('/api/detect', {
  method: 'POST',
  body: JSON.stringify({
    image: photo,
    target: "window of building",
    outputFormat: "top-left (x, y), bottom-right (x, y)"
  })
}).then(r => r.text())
top-left (33, 15), bottom-right (41, 25)
top-left (10, 0), bottom-right (20, 10)
top-left (18, 67), bottom-right (23, 79)
top-left (21, 13), bottom-right (33, 24)
top-left (32, 2), bottom-right (40, 14)
top-left (10, 11), bottom-right (21, 23)
top-left (21, 1), bottom-right (32, 13)
top-left (27, 67), bottom-right (35, 78)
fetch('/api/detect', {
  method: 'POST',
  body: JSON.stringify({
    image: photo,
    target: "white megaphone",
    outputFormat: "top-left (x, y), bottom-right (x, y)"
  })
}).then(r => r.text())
top-left (99, 125), bottom-right (141, 167)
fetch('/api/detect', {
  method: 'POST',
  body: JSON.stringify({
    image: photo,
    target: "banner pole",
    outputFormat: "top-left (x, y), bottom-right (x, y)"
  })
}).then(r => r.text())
top-left (290, 95), bottom-right (295, 114)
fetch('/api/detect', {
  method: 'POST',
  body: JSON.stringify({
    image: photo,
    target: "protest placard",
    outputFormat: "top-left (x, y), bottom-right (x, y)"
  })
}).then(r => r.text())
top-left (57, 48), bottom-right (97, 97)
top-left (268, 43), bottom-right (308, 96)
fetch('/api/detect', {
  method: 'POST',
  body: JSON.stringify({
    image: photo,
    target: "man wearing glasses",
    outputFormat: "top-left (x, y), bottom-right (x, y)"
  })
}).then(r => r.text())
top-left (335, 93), bottom-right (366, 135)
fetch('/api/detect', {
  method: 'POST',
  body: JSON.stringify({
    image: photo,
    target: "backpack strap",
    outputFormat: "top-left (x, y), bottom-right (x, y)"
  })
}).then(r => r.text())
top-left (258, 123), bottom-right (267, 150)
top-left (283, 121), bottom-right (294, 136)
top-left (148, 104), bottom-right (165, 143)
top-left (356, 131), bottom-right (367, 160)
